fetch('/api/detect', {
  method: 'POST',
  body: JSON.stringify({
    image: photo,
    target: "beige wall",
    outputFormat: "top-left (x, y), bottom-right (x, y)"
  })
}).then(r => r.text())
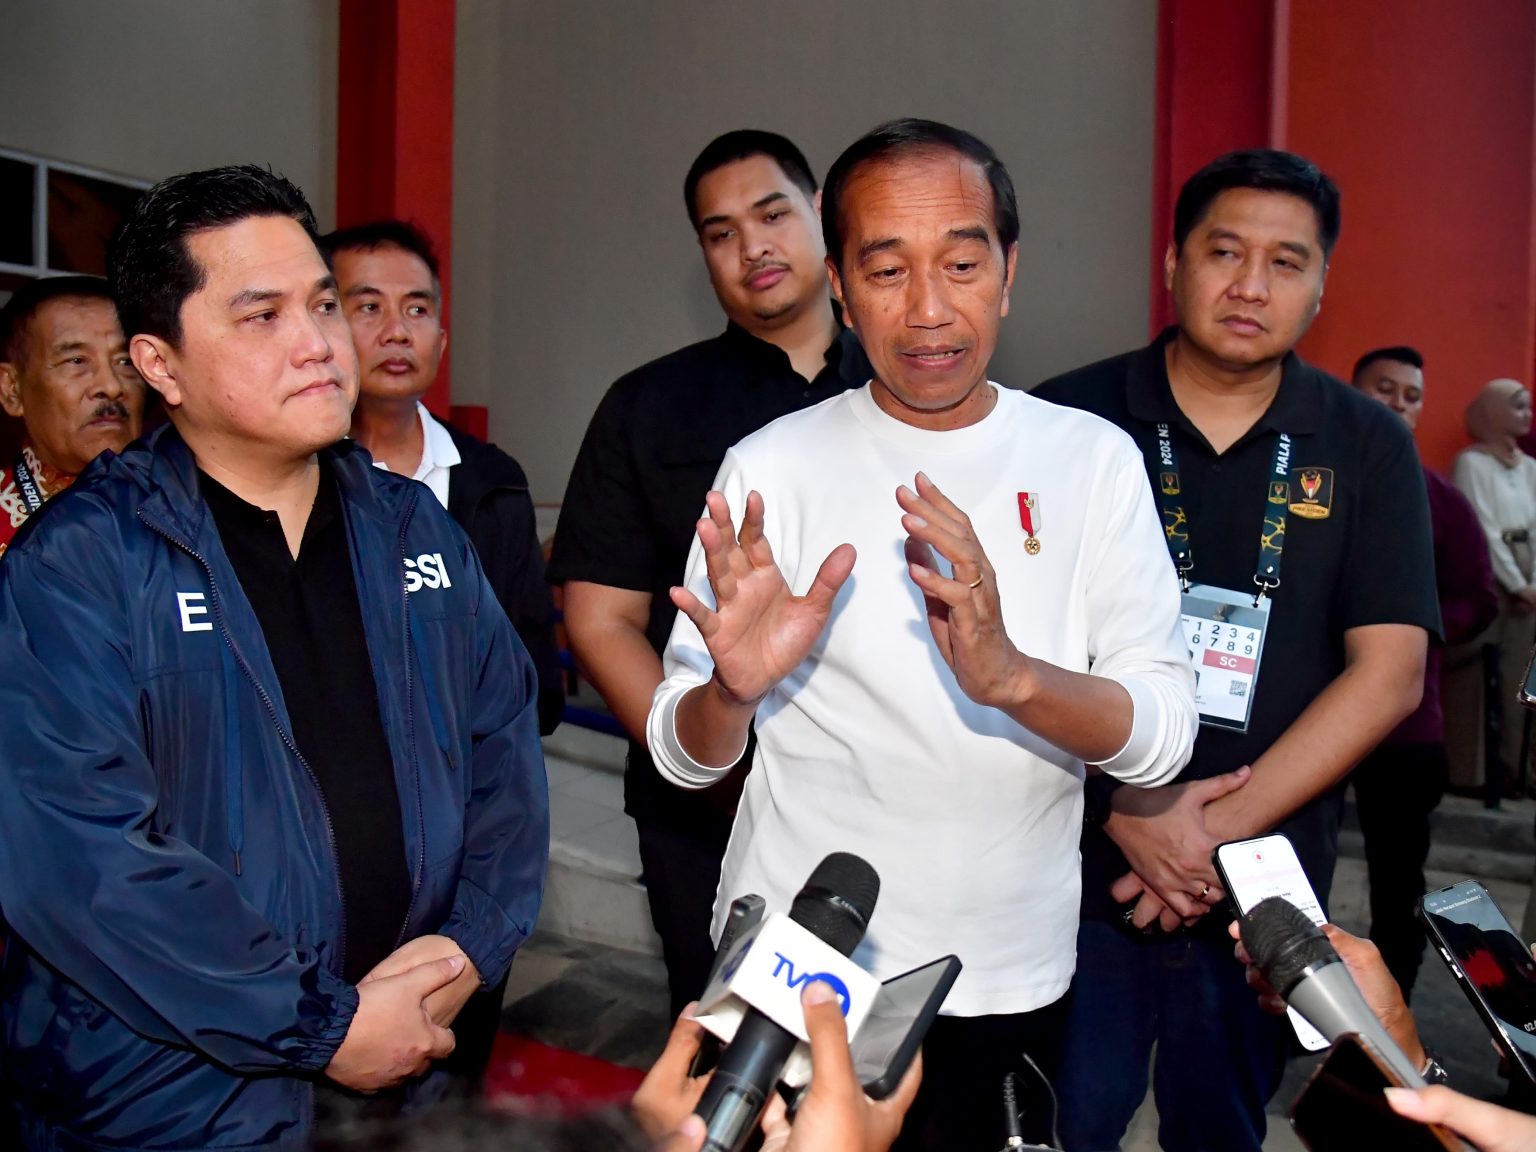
top-left (0, 0), bottom-right (338, 226)
top-left (454, 0), bottom-right (1158, 504)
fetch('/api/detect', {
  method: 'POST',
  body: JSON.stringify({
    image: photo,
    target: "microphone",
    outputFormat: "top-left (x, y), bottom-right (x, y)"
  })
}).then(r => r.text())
top-left (1241, 897), bottom-right (1425, 1087)
top-left (694, 852), bottom-right (880, 1152)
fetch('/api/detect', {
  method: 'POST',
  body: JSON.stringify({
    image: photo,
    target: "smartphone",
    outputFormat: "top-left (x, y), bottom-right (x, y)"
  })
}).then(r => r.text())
top-left (849, 955), bottom-right (962, 1099)
top-left (1289, 1032), bottom-right (1468, 1151)
top-left (1520, 645), bottom-right (1536, 707)
top-left (1419, 879), bottom-right (1536, 1090)
top-left (1212, 833), bottom-right (1330, 1051)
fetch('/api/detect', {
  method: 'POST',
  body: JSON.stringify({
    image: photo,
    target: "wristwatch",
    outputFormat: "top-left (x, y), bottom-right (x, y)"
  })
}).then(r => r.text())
top-left (1418, 1048), bottom-right (1450, 1086)
top-left (1083, 775), bottom-right (1122, 828)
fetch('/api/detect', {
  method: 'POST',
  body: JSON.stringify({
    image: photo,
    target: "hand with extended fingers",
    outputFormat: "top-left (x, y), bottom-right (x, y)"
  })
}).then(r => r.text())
top-left (670, 489), bottom-right (857, 706)
top-left (899, 471), bottom-right (1027, 709)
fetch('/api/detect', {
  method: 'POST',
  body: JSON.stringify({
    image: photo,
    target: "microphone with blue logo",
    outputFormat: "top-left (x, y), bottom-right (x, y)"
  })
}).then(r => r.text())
top-left (692, 852), bottom-right (881, 1152)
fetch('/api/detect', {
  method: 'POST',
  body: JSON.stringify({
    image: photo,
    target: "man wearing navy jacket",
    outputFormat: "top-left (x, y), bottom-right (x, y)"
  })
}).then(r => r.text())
top-left (0, 166), bottom-right (548, 1150)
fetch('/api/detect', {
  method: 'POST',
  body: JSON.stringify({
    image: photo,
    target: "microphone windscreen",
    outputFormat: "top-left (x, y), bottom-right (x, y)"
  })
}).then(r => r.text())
top-left (789, 852), bottom-right (880, 957)
top-left (1241, 896), bottom-right (1337, 996)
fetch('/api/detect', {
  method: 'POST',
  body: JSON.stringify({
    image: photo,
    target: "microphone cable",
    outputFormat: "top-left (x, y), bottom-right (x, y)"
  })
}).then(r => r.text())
top-left (998, 1051), bottom-right (1062, 1151)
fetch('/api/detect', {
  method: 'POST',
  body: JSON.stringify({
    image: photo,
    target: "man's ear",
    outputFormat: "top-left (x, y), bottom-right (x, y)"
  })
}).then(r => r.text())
top-left (0, 362), bottom-right (24, 420)
top-left (812, 188), bottom-right (823, 216)
top-left (130, 334), bottom-right (183, 409)
top-left (1163, 241), bottom-right (1178, 292)
top-left (829, 259), bottom-right (854, 331)
top-left (1000, 243), bottom-right (1018, 318)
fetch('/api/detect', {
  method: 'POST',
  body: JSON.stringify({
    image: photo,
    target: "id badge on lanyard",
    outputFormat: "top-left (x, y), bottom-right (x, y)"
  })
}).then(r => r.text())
top-left (1154, 424), bottom-right (1291, 733)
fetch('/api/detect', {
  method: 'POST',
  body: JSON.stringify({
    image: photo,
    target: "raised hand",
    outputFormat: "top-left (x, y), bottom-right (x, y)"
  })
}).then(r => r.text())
top-left (671, 490), bottom-right (856, 706)
top-left (899, 471), bottom-right (1026, 709)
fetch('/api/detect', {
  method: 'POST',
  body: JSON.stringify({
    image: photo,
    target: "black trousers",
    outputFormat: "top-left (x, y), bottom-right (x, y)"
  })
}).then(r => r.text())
top-left (892, 997), bottom-right (1068, 1152)
top-left (1352, 740), bottom-right (1447, 999)
top-left (635, 809), bottom-right (736, 1018)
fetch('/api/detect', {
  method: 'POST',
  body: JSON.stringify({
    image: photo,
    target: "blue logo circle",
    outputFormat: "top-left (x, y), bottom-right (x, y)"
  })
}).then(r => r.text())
top-left (806, 973), bottom-right (853, 1017)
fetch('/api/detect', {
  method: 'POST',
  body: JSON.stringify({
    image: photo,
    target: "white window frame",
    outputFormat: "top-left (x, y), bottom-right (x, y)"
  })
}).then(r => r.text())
top-left (0, 146), bottom-right (151, 280)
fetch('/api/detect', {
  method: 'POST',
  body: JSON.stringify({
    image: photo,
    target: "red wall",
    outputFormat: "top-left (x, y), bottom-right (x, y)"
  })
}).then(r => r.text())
top-left (1282, 0), bottom-right (1536, 473)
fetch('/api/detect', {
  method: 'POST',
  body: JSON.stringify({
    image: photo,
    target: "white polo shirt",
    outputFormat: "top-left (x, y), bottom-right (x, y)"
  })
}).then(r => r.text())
top-left (372, 402), bottom-right (461, 509)
top-left (648, 383), bottom-right (1195, 1016)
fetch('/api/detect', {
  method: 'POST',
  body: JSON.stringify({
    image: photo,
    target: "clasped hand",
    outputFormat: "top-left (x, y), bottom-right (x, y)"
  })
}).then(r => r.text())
top-left (1105, 768), bottom-right (1251, 932)
top-left (324, 934), bottom-right (482, 1093)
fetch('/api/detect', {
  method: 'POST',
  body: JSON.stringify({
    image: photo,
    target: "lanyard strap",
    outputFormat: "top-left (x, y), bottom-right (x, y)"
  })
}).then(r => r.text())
top-left (1153, 424), bottom-right (1292, 602)
top-left (10, 454), bottom-right (45, 516)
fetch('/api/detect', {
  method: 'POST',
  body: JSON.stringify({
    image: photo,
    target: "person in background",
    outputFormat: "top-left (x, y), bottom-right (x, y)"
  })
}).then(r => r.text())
top-left (1350, 345), bottom-right (1498, 998)
top-left (321, 220), bottom-right (563, 737)
top-left (0, 275), bottom-right (146, 559)
top-left (1453, 379), bottom-right (1536, 801)
top-left (547, 130), bottom-right (869, 1018)
top-left (1034, 148), bottom-right (1437, 1152)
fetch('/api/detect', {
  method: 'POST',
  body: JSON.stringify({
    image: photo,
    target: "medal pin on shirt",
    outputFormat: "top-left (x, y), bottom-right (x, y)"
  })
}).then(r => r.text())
top-left (1018, 492), bottom-right (1041, 555)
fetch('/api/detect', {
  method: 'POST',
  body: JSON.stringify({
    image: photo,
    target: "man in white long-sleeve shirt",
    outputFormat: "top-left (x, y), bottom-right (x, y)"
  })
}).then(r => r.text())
top-left (645, 119), bottom-right (1197, 1152)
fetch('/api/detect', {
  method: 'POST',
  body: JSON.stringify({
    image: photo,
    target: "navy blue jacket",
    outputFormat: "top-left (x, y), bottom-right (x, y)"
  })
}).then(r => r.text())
top-left (0, 427), bottom-right (549, 1150)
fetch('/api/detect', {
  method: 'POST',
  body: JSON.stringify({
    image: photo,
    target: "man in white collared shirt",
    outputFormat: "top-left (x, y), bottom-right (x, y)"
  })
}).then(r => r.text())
top-left (646, 119), bottom-right (1196, 1152)
top-left (322, 217), bottom-right (562, 1088)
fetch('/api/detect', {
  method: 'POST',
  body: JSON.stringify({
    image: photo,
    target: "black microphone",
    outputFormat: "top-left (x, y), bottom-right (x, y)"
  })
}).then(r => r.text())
top-left (1241, 897), bottom-right (1425, 1086)
top-left (695, 852), bottom-right (880, 1152)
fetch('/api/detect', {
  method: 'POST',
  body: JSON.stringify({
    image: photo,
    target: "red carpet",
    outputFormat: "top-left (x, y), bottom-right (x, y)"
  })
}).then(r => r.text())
top-left (484, 1033), bottom-right (647, 1109)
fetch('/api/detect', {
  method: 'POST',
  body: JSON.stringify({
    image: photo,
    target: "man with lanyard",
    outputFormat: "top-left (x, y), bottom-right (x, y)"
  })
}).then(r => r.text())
top-left (1034, 149), bottom-right (1439, 1152)
top-left (548, 130), bottom-right (870, 1017)
top-left (0, 275), bottom-right (146, 559)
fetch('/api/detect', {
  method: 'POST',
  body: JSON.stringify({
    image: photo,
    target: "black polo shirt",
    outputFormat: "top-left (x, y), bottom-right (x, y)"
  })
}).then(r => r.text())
top-left (1034, 329), bottom-right (1439, 921)
top-left (201, 460), bottom-right (411, 984)
top-left (548, 321), bottom-right (870, 823)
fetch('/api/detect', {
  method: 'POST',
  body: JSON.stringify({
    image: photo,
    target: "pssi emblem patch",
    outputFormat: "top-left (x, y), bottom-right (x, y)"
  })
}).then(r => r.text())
top-left (1268, 481), bottom-right (1289, 506)
top-left (1289, 468), bottom-right (1335, 519)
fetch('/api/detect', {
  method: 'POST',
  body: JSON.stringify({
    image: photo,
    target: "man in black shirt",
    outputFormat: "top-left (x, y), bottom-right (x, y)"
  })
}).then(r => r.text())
top-left (548, 131), bottom-right (868, 1014)
top-left (1034, 150), bottom-right (1438, 1152)
top-left (0, 166), bottom-right (548, 1150)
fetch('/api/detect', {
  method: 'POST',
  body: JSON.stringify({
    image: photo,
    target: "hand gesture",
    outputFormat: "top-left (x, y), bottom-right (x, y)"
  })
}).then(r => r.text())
top-left (326, 955), bottom-right (464, 1091)
top-left (671, 490), bottom-right (856, 706)
top-left (899, 472), bottom-right (1027, 709)
top-left (1104, 767), bottom-right (1251, 926)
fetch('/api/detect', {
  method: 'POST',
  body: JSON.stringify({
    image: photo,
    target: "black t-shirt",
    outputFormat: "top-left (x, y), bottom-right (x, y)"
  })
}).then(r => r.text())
top-left (1034, 330), bottom-right (1440, 921)
top-left (201, 460), bottom-right (411, 984)
top-left (547, 322), bottom-right (870, 823)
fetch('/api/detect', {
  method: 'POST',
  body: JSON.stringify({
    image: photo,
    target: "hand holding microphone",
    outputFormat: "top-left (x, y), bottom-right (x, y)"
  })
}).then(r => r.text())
top-left (1238, 897), bottom-right (1426, 1086)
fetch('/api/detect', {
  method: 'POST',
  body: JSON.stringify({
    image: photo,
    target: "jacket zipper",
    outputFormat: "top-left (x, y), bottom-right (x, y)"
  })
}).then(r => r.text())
top-left (391, 487), bottom-right (428, 949)
top-left (139, 509), bottom-right (349, 974)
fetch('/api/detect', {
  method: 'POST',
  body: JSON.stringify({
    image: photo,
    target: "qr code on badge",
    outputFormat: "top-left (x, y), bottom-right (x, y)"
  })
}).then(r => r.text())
top-left (1229, 682), bottom-right (1248, 697)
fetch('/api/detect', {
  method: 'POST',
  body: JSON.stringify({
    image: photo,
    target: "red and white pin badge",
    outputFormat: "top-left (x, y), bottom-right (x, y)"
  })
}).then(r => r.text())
top-left (1018, 492), bottom-right (1042, 555)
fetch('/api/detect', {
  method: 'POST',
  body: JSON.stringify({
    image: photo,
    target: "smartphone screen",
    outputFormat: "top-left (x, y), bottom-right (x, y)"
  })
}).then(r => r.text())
top-left (849, 956), bottom-right (961, 1098)
top-left (1214, 834), bottom-right (1330, 1051)
top-left (1290, 1034), bottom-right (1465, 1151)
top-left (1421, 880), bottom-right (1536, 1084)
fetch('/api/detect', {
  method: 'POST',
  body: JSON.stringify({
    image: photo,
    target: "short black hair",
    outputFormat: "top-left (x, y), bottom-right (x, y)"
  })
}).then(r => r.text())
top-left (821, 118), bottom-right (1020, 272)
top-left (1173, 148), bottom-right (1341, 258)
top-left (683, 130), bottom-right (818, 228)
top-left (1352, 345), bottom-right (1424, 381)
top-left (318, 219), bottom-right (441, 285)
top-left (108, 164), bottom-right (318, 347)
top-left (0, 275), bottom-right (117, 366)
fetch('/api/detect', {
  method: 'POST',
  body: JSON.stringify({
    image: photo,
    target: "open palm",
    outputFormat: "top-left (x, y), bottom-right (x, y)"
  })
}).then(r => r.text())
top-left (671, 489), bottom-right (856, 706)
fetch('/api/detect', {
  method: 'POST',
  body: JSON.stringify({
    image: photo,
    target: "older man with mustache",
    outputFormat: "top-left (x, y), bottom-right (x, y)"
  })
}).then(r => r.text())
top-left (0, 275), bottom-right (146, 559)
